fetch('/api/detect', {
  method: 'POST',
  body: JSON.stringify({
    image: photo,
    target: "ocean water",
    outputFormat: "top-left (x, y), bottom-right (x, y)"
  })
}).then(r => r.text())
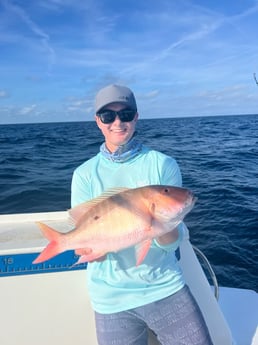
top-left (0, 114), bottom-right (257, 292)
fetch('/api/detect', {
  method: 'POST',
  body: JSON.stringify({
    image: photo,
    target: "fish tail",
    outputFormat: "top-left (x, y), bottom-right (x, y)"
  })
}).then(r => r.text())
top-left (33, 222), bottom-right (64, 264)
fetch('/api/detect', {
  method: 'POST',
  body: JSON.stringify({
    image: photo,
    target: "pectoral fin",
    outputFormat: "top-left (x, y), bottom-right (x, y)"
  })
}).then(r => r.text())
top-left (135, 239), bottom-right (152, 266)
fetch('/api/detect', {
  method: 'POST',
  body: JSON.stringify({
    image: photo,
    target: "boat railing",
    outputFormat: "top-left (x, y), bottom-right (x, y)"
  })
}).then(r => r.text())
top-left (192, 245), bottom-right (219, 300)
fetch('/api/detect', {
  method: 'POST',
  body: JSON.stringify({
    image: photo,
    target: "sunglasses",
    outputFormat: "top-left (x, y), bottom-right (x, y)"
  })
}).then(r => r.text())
top-left (97, 108), bottom-right (136, 124)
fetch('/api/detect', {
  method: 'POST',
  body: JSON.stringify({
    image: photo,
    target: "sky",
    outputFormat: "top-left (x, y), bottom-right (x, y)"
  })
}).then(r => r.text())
top-left (0, 0), bottom-right (258, 124)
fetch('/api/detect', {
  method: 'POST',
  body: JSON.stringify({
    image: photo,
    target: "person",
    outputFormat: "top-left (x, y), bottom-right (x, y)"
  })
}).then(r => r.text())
top-left (71, 84), bottom-right (213, 345)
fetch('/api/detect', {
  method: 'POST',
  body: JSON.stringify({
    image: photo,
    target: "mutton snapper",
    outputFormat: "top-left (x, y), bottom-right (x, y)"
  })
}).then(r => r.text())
top-left (33, 185), bottom-right (196, 266)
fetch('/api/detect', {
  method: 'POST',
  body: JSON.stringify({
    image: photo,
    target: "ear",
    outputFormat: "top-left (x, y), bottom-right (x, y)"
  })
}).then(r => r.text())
top-left (134, 112), bottom-right (139, 122)
top-left (95, 115), bottom-right (101, 128)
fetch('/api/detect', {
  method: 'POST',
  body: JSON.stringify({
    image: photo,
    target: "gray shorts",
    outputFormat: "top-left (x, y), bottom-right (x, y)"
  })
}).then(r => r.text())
top-left (94, 285), bottom-right (213, 345)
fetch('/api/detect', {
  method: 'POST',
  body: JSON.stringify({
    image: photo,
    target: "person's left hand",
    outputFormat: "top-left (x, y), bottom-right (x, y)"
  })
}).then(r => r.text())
top-left (156, 227), bottom-right (179, 245)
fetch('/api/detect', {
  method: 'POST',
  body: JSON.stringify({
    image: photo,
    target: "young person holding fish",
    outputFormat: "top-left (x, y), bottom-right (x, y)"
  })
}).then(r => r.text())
top-left (71, 85), bottom-right (213, 345)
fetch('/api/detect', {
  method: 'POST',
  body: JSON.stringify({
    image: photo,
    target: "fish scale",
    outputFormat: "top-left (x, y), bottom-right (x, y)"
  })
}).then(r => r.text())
top-left (33, 185), bottom-right (196, 266)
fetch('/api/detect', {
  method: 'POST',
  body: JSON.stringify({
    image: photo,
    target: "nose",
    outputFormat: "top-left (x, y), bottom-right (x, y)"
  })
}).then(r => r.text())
top-left (112, 114), bottom-right (123, 124)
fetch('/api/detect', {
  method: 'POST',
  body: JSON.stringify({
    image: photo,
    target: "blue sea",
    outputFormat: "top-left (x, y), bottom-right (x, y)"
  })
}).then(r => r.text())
top-left (0, 114), bottom-right (257, 292)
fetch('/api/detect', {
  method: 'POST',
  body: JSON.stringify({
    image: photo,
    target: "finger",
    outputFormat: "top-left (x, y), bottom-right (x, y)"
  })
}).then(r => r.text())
top-left (75, 248), bottom-right (92, 256)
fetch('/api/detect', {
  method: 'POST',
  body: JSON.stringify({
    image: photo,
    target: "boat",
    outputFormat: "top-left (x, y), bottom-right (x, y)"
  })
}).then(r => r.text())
top-left (0, 211), bottom-right (257, 345)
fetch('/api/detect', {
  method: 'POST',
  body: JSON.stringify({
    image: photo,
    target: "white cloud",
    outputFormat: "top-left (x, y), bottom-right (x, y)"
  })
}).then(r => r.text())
top-left (1, 0), bottom-right (258, 123)
top-left (19, 104), bottom-right (37, 115)
top-left (1, 0), bottom-right (56, 71)
top-left (0, 90), bottom-right (9, 98)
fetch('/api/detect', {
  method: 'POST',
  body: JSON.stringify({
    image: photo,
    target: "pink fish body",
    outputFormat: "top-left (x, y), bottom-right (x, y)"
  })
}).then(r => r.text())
top-left (33, 185), bottom-right (196, 266)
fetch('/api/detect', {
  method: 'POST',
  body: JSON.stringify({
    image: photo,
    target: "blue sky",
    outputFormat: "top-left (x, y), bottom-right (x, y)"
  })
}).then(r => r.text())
top-left (0, 0), bottom-right (258, 124)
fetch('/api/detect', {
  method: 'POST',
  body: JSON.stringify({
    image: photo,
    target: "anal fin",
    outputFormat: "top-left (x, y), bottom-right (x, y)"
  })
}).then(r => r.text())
top-left (135, 239), bottom-right (152, 266)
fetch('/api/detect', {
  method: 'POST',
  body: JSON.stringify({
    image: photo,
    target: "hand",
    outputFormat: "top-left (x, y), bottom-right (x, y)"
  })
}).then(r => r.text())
top-left (156, 227), bottom-right (179, 245)
top-left (75, 248), bottom-right (106, 262)
top-left (75, 248), bottom-right (92, 256)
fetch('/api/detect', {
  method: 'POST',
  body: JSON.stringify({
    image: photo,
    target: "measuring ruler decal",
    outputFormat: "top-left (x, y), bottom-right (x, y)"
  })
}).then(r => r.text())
top-left (0, 251), bottom-right (88, 277)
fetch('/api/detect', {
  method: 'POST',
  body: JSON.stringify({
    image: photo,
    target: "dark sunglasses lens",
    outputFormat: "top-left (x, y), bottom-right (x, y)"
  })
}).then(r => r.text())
top-left (98, 109), bottom-right (136, 124)
top-left (119, 110), bottom-right (135, 122)
top-left (99, 111), bottom-right (116, 124)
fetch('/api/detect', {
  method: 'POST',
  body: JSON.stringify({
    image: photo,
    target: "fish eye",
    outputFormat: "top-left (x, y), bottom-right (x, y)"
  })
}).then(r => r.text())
top-left (164, 188), bottom-right (169, 193)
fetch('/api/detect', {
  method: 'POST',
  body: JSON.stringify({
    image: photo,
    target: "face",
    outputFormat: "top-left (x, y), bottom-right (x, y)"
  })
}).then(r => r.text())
top-left (95, 103), bottom-right (138, 153)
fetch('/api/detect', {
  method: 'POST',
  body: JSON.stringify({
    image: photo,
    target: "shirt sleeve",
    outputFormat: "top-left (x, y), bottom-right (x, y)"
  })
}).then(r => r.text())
top-left (160, 156), bottom-right (182, 187)
top-left (71, 168), bottom-right (91, 207)
top-left (153, 222), bottom-right (184, 252)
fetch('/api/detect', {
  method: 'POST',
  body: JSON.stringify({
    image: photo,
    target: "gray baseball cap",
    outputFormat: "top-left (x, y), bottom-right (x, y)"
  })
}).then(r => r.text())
top-left (95, 84), bottom-right (137, 113)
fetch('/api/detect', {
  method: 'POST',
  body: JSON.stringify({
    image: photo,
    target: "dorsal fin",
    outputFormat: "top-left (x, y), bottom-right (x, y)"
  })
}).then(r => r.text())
top-left (98, 187), bottom-right (130, 199)
top-left (69, 187), bottom-right (130, 225)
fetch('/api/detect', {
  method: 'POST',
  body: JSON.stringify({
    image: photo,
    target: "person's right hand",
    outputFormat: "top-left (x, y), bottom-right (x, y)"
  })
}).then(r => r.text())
top-left (75, 248), bottom-right (106, 262)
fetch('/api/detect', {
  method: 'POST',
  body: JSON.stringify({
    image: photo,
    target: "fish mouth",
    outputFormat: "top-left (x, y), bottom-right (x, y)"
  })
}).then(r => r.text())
top-left (162, 193), bottom-right (197, 225)
top-left (179, 195), bottom-right (197, 218)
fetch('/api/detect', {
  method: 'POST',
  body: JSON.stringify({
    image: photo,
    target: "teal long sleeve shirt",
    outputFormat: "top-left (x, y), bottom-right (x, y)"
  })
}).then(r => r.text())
top-left (71, 145), bottom-right (185, 314)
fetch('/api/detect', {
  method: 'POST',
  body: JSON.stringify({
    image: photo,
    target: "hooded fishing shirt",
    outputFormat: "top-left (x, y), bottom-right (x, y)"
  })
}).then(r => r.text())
top-left (71, 141), bottom-right (185, 314)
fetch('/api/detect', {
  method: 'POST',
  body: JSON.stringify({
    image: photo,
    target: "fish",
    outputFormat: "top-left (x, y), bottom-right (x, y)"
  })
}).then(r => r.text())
top-left (33, 185), bottom-right (196, 266)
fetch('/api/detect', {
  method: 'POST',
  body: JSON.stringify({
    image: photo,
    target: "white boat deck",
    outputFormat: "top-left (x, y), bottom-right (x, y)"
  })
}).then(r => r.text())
top-left (0, 212), bottom-right (257, 345)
